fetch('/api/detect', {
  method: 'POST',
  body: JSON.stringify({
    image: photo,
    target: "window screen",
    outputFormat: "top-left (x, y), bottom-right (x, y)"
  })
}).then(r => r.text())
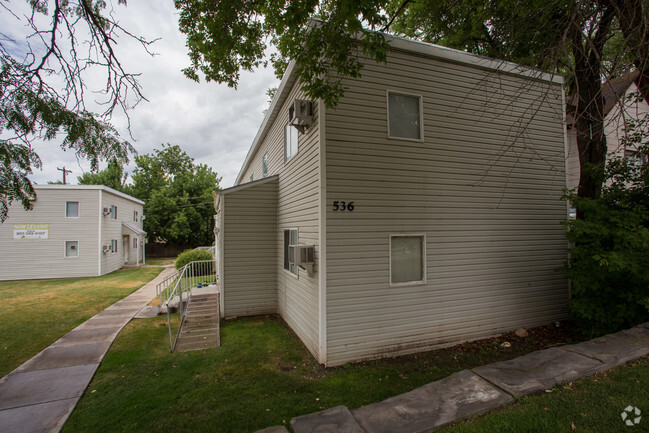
top-left (66, 201), bottom-right (79, 218)
top-left (65, 241), bottom-right (79, 257)
top-left (388, 92), bottom-right (422, 140)
top-left (390, 235), bottom-right (424, 284)
top-left (285, 124), bottom-right (298, 162)
top-left (283, 229), bottom-right (298, 275)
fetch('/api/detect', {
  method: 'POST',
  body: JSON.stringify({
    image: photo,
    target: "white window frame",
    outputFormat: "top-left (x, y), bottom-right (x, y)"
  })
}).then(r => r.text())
top-left (133, 237), bottom-right (138, 249)
top-left (389, 234), bottom-right (426, 287)
top-left (111, 239), bottom-right (118, 254)
top-left (133, 210), bottom-right (138, 222)
top-left (250, 174), bottom-right (254, 182)
top-left (285, 123), bottom-right (298, 163)
top-left (110, 205), bottom-right (118, 220)
top-left (64, 240), bottom-right (79, 258)
top-left (283, 228), bottom-right (299, 278)
top-left (262, 152), bottom-right (269, 178)
top-left (386, 90), bottom-right (424, 142)
top-left (65, 201), bottom-right (79, 218)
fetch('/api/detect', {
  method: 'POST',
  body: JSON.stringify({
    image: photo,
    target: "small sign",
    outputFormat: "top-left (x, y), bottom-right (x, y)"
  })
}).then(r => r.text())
top-left (13, 224), bottom-right (49, 239)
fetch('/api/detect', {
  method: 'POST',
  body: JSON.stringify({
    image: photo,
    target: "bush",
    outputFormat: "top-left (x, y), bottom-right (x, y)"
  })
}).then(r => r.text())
top-left (175, 249), bottom-right (213, 270)
top-left (563, 144), bottom-right (649, 337)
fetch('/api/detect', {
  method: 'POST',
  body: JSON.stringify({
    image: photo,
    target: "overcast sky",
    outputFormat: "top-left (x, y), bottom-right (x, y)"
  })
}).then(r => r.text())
top-left (5, 1), bottom-right (279, 188)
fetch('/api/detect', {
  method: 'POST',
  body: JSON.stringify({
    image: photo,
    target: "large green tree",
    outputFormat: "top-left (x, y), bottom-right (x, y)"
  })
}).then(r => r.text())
top-left (1, 0), bottom-right (154, 221)
top-left (77, 159), bottom-right (128, 191)
top-left (175, 0), bottom-right (648, 203)
top-left (129, 144), bottom-right (221, 247)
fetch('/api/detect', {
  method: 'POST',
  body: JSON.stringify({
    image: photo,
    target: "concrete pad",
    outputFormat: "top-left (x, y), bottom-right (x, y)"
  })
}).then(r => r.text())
top-left (292, 405), bottom-right (365, 433)
top-left (51, 327), bottom-right (120, 347)
top-left (15, 342), bottom-right (111, 372)
top-left (472, 347), bottom-right (603, 398)
top-left (562, 327), bottom-right (649, 370)
top-left (0, 364), bottom-right (98, 410)
top-left (352, 370), bottom-right (513, 433)
top-left (0, 397), bottom-right (78, 433)
top-left (254, 427), bottom-right (290, 433)
top-left (134, 306), bottom-right (161, 319)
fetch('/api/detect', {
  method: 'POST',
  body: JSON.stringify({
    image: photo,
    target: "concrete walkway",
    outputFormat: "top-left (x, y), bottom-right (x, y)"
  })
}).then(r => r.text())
top-left (257, 322), bottom-right (649, 433)
top-left (0, 267), bottom-right (176, 433)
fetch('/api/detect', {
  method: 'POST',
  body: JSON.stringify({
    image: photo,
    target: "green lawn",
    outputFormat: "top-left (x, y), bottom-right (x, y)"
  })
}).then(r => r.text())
top-left (64, 317), bottom-right (587, 433)
top-left (145, 257), bottom-right (176, 266)
top-left (0, 267), bottom-right (162, 378)
top-left (442, 357), bottom-right (649, 433)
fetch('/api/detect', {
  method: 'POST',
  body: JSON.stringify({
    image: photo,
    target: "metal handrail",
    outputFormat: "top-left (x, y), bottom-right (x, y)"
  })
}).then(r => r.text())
top-left (163, 259), bottom-right (217, 351)
top-left (156, 270), bottom-right (180, 306)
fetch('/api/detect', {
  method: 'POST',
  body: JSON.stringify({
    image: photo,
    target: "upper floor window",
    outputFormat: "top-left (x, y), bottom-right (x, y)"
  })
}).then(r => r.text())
top-left (262, 153), bottom-right (269, 177)
top-left (387, 91), bottom-right (423, 141)
top-left (65, 201), bottom-right (79, 218)
top-left (250, 174), bottom-right (254, 182)
top-left (110, 205), bottom-right (117, 219)
top-left (133, 210), bottom-right (138, 222)
top-left (285, 124), bottom-right (298, 163)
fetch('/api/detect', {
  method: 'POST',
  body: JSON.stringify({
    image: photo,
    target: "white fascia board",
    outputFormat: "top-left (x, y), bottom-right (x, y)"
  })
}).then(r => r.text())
top-left (34, 184), bottom-right (145, 205)
top-left (235, 61), bottom-right (298, 185)
top-left (219, 174), bottom-right (279, 196)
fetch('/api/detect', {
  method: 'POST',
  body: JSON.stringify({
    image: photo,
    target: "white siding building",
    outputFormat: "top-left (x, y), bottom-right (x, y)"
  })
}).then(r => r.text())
top-left (216, 34), bottom-right (569, 366)
top-left (0, 185), bottom-right (146, 281)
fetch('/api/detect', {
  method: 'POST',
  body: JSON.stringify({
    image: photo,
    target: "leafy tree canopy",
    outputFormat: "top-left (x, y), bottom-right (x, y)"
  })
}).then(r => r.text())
top-left (129, 144), bottom-right (221, 247)
top-left (77, 159), bottom-right (128, 192)
top-left (1, 0), bottom-right (155, 221)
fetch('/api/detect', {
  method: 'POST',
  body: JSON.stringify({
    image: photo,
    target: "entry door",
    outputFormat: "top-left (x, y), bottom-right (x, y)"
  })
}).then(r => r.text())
top-left (122, 236), bottom-right (129, 264)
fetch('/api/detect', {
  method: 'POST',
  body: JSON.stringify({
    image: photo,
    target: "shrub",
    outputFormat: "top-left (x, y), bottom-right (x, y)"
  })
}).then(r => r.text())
top-left (563, 143), bottom-right (649, 337)
top-left (175, 249), bottom-right (213, 270)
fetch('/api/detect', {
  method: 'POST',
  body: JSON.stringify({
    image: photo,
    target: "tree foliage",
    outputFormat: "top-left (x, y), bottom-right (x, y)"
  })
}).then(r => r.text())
top-left (174, 0), bottom-right (648, 202)
top-left (129, 144), bottom-right (221, 247)
top-left (77, 159), bottom-right (128, 191)
top-left (1, 0), bottom-right (155, 221)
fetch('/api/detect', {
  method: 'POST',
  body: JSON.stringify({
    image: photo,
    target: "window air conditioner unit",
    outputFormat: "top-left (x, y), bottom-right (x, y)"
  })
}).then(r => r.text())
top-left (289, 244), bottom-right (315, 273)
top-left (289, 99), bottom-right (313, 133)
top-left (103, 207), bottom-right (111, 216)
top-left (103, 245), bottom-right (111, 253)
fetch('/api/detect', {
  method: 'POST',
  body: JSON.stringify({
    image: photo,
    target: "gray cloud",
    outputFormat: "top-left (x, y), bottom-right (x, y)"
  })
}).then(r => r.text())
top-left (18, 1), bottom-right (278, 188)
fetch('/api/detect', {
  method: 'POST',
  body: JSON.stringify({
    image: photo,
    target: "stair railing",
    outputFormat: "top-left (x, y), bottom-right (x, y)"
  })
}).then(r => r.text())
top-left (163, 259), bottom-right (218, 351)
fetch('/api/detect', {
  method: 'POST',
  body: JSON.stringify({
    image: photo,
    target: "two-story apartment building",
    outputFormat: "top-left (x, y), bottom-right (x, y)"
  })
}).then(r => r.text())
top-left (215, 33), bottom-right (569, 366)
top-left (0, 185), bottom-right (146, 281)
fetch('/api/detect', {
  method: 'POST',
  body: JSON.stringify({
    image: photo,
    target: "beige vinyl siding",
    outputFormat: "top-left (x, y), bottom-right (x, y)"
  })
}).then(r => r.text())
top-left (100, 190), bottom-right (145, 275)
top-left (324, 49), bottom-right (569, 366)
top-left (238, 81), bottom-right (322, 359)
top-left (221, 178), bottom-right (278, 317)
top-left (0, 188), bottom-right (100, 281)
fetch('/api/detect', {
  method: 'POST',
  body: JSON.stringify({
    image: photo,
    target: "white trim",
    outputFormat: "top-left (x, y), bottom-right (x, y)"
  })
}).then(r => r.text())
top-left (284, 228), bottom-right (299, 278)
top-left (219, 175), bottom-right (279, 196)
top-left (34, 184), bottom-right (144, 205)
top-left (389, 234), bottom-right (427, 287)
top-left (98, 190), bottom-right (103, 275)
top-left (386, 90), bottom-right (424, 142)
top-left (284, 122), bottom-right (299, 164)
top-left (65, 201), bottom-right (80, 218)
top-left (218, 195), bottom-right (225, 316)
top-left (64, 240), bottom-right (80, 258)
top-left (317, 98), bottom-right (327, 364)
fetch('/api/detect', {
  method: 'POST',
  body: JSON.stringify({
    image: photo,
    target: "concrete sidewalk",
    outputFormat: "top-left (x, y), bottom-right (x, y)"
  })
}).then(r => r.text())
top-left (0, 267), bottom-right (176, 433)
top-left (258, 323), bottom-right (649, 433)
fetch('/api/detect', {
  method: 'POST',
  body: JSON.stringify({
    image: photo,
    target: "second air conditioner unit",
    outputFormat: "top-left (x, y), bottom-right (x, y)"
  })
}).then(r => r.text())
top-left (289, 99), bottom-right (313, 133)
top-left (289, 244), bottom-right (315, 273)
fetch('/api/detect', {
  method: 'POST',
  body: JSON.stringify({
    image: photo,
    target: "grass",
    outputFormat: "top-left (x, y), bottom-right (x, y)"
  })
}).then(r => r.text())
top-left (0, 267), bottom-right (162, 377)
top-left (65, 317), bottom-right (584, 433)
top-left (441, 357), bottom-right (649, 433)
top-left (145, 257), bottom-right (176, 266)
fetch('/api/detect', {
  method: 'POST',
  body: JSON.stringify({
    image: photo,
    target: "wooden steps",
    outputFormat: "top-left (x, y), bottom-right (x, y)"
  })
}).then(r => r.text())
top-left (174, 293), bottom-right (220, 352)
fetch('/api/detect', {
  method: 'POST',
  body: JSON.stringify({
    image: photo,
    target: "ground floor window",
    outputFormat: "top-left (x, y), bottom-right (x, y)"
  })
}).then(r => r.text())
top-left (283, 229), bottom-right (298, 276)
top-left (390, 235), bottom-right (425, 285)
top-left (111, 239), bottom-right (118, 254)
top-left (133, 237), bottom-right (137, 249)
top-left (65, 241), bottom-right (79, 258)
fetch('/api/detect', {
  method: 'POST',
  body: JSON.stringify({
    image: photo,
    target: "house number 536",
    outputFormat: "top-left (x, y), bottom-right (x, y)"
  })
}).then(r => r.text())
top-left (333, 201), bottom-right (354, 211)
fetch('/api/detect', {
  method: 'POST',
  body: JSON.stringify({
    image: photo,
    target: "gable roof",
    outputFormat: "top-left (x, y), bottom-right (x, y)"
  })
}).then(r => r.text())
top-left (602, 70), bottom-right (641, 116)
top-left (235, 31), bottom-right (564, 185)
